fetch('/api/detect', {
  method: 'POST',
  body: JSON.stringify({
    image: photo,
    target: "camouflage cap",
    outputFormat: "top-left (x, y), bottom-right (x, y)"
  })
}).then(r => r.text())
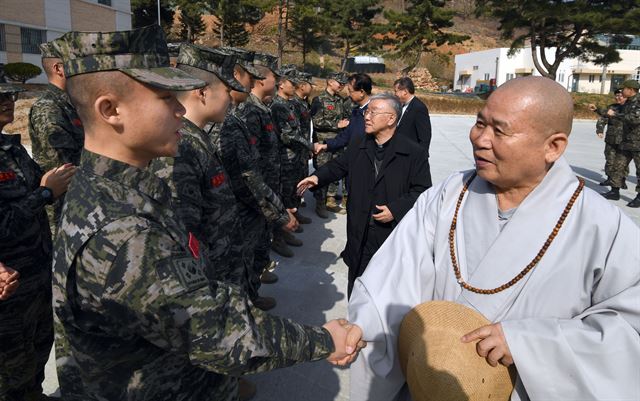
top-left (0, 83), bottom-right (26, 94)
top-left (39, 37), bottom-right (65, 59)
top-left (253, 52), bottom-right (281, 77)
top-left (55, 25), bottom-right (205, 91)
top-left (297, 71), bottom-right (314, 85)
top-left (221, 47), bottom-right (265, 80)
top-left (176, 44), bottom-right (246, 93)
top-left (621, 79), bottom-right (640, 90)
top-left (327, 71), bottom-right (349, 85)
top-left (279, 65), bottom-right (300, 84)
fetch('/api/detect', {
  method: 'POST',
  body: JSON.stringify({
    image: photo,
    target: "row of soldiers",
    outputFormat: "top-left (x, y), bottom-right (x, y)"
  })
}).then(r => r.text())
top-left (590, 79), bottom-right (640, 207)
top-left (1, 25), bottom-right (364, 401)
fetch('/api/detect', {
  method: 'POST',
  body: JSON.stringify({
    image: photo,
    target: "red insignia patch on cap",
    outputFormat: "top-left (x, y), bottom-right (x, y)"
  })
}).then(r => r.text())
top-left (188, 232), bottom-right (200, 260)
top-left (211, 172), bottom-right (225, 188)
top-left (249, 136), bottom-right (258, 145)
top-left (71, 118), bottom-right (83, 127)
top-left (327, 105), bottom-right (335, 111)
top-left (0, 171), bottom-right (17, 182)
top-left (263, 123), bottom-right (274, 132)
top-left (287, 114), bottom-right (295, 121)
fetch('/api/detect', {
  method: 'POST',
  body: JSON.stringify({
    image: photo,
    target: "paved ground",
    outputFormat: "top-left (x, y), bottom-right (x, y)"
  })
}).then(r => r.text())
top-left (42, 115), bottom-right (639, 399)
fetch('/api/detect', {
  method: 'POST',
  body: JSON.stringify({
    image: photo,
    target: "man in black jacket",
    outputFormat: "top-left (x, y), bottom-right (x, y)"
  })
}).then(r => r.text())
top-left (394, 77), bottom-right (432, 156)
top-left (298, 93), bottom-right (432, 297)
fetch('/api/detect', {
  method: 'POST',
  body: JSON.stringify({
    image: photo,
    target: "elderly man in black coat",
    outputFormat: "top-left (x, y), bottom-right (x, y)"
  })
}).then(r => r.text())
top-left (298, 93), bottom-right (432, 297)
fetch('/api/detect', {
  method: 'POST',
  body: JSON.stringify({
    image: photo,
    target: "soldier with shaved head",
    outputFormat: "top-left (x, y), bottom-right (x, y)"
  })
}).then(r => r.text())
top-left (345, 77), bottom-right (640, 401)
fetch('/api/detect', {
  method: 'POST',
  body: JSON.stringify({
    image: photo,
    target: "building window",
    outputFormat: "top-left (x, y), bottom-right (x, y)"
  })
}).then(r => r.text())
top-left (0, 24), bottom-right (5, 52)
top-left (588, 74), bottom-right (595, 83)
top-left (98, 0), bottom-right (112, 5)
top-left (558, 72), bottom-right (565, 82)
top-left (473, 65), bottom-right (479, 70)
top-left (484, 73), bottom-right (490, 80)
top-left (20, 28), bottom-right (46, 54)
top-left (506, 73), bottom-right (515, 81)
top-left (598, 74), bottom-right (602, 83)
top-left (634, 67), bottom-right (640, 81)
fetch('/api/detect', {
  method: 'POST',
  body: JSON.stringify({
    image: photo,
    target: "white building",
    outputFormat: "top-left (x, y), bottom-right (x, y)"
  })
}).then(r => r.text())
top-left (1, 0), bottom-right (132, 83)
top-left (454, 44), bottom-right (640, 93)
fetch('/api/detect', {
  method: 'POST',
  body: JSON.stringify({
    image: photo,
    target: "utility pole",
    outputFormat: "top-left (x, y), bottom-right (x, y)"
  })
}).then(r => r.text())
top-left (157, 0), bottom-right (161, 26)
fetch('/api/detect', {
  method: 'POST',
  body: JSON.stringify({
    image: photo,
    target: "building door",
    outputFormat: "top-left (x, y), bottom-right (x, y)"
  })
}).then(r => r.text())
top-left (611, 75), bottom-right (625, 92)
top-left (571, 75), bottom-right (579, 92)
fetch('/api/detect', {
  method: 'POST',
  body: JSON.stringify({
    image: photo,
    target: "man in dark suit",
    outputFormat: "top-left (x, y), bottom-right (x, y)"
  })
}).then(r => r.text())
top-left (298, 93), bottom-right (432, 297)
top-left (394, 77), bottom-right (432, 156)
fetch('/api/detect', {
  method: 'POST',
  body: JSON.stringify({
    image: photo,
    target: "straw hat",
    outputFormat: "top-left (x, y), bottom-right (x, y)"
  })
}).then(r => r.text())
top-left (398, 301), bottom-right (516, 401)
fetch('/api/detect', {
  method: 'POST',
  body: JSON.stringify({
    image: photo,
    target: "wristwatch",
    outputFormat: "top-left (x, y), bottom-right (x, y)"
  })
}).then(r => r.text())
top-left (38, 186), bottom-right (54, 205)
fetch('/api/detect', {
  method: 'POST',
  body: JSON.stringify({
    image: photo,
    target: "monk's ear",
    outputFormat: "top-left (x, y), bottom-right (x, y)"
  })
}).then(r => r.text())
top-left (544, 132), bottom-right (568, 164)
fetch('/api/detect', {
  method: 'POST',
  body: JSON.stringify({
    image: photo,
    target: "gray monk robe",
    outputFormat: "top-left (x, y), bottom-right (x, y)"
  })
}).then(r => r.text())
top-left (348, 157), bottom-right (640, 401)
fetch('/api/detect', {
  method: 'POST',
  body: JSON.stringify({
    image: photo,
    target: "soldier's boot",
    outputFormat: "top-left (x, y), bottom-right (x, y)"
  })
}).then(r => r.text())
top-left (602, 188), bottom-right (620, 200)
top-left (599, 178), bottom-right (613, 186)
top-left (326, 196), bottom-right (342, 213)
top-left (295, 225), bottom-right (304, 233)
top-left (253, 296), bottom-right (277, 311)
top-left (294, 211), bottom-right (312, 224)
top-left (238, 378), bottom-right (257, 401)
top-left (260, 270), bottom-right (278, 284)
top-left (621, 181), bottom-right (628, 189)
top-left (315, 201), bottom-right (329, 219)
top-left (282, 230), bottom-right (303, 247)
top-left (627, 194), bottom-right (640, 208)
top-left (271, 237), bottom-right (294, 257)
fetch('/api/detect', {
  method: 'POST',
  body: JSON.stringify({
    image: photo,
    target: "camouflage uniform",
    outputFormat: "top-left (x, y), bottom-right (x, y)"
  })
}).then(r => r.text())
top-left (271, 92), bottom-right (312, 209)
top-left (52, 26), bottom-right (334, 401)
top-left (596, 103), bottom-right (627, 180)
top-left (236, 92), bottom-right (281, 278)
top-left (290, 93), bottom-right (312, 180)
top-left (54, 150), bottom-right (334, 400)
top-left (310, 87), bottom-right (350, 203)
top-left (611, 93), bottom-right (640, 192)
top-left (218, 107), bottom-right (289, 299)
top-left (0, 129), bottom-right (53, 401)
top-left (28, 83), bottom-right (84, 229)
top-left (151, 117), bottom-right (246, 286)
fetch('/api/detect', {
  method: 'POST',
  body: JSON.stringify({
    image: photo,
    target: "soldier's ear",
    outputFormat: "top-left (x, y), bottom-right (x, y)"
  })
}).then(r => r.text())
top-left (94, 93), bottom-right (122, 130)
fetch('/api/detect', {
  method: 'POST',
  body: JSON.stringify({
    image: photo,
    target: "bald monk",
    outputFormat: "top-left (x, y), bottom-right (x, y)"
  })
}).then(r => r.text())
top-left (345, 76), bottom-right (640, 401)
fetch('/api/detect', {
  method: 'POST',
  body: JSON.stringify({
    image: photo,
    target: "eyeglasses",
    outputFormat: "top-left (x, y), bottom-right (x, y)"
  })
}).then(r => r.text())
top-left (363, 109), bottom-right (393, 118)
top-left (0, 93), bottom-right (19, 102)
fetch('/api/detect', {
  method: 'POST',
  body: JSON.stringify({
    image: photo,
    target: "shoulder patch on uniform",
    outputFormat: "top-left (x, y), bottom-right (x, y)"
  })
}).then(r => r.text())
top-left (210, 172), bottom-right (225, 188)
top-left (287, 114), bottom-right (295, 121)
top-left (327, 105), bottom-right (335, 110)
top-left (248, 136), bottom-right (258, 145)
top-left (161, 255), bottom-right (208, 293)
top-left (263, 123), bottom-right (274, 132)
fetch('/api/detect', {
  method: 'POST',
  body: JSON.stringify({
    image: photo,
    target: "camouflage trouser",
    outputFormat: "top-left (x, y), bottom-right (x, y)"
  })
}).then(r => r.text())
top-left (604, 143), bottom-right (628, 179)
top-left (280, 158), bottom-right (304, 209)
top-left (610, 149), bottom-right (640, 192)
top-left (0, 275), bottom-right (53, 401)
top-left (313, 132), bottom-right (346, 202)
top-left (252, 221), bottom-right (272, 290)
top-left (239, 210), bottom-right (268, 301)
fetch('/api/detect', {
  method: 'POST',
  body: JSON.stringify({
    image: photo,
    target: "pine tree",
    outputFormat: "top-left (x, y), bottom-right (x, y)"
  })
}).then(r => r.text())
top-left (383, 0), bottom-right (468, 73)
top-left (175, 0), bottom-right (208, 43)
top-left (209, 0), bottom-right (268, 47)
top-left (288, 0), bottom-right (327, 69)
top-left (131, 0), bottom-right (174, 34)
top-left (476, 0), bottom-right (640, 79)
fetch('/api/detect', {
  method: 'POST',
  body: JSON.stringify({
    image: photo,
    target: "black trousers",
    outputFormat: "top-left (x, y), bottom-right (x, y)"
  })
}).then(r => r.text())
top-left (348, 223), bottom-right (387, 299)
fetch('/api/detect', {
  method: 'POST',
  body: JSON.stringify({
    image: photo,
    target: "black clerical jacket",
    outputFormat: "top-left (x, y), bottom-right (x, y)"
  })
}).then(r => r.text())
top-left (314, 132), bottom-right (431, 270)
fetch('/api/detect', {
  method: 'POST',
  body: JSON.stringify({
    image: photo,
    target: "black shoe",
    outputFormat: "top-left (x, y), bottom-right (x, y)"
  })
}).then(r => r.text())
top-left (627, 195), bottom-right (640, 208)
top-left (602, 188), bottom-right (620, 200)
top-left (295, 225), bottom-right (304, 233)
top-left (282, 230), bottom-right (303, 247)
top-left (315, 203), bottom-right (329, 219)
top-left (599, 179), bottom-right (612, 186)
top-left (621, 182), bottom-right (628, 189)
top-left (260, 270), bottom-right (278, 284)
top-left (271, 238), bottom-right (293, 257)
top-left (294, 211), bottom-right (312, 224)
top-left (252, 296), bottom-right (276, 311)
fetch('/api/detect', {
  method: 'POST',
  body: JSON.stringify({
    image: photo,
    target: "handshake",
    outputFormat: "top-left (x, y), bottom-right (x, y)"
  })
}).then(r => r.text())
top-left (322, 319), bottom-right (366, 366)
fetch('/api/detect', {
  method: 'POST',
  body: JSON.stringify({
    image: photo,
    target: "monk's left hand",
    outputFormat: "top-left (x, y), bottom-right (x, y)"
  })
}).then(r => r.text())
top-left (373, 205), bottom-right (394, 223)
top-left (461, 323), bottom-right (514, 367)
